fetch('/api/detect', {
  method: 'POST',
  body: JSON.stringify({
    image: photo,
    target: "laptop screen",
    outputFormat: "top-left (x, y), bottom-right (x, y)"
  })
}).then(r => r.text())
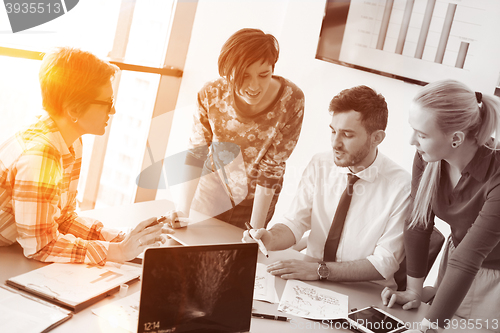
top-left (138, 243), bottom-right (258, 333)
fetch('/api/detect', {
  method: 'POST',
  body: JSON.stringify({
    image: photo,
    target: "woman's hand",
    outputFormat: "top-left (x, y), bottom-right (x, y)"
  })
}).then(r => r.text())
top-left (381, 287), bottom-right (422, 310)
top-left (108, 217), bottom-right (173, 263)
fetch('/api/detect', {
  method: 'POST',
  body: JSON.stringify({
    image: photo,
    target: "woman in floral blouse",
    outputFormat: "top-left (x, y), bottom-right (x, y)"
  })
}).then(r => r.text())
top-left (173, 28), bottom-right (305, 229)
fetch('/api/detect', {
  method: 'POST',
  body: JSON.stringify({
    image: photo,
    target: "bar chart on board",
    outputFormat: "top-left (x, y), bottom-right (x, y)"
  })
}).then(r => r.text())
top-left (317, 0), bottom-right (500, 92)
top-left (370, 0), bottom-right (475, 67)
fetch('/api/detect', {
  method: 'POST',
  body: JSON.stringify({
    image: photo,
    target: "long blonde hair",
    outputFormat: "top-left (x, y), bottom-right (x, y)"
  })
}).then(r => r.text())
top-left (409, 80), bottom-right (500, 228)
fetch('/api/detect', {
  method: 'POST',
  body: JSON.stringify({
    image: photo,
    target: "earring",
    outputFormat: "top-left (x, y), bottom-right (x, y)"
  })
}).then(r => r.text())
top-left (71, 117), bottom-right (78, 124)
top-left (452, 142), bottom-right (458, 148)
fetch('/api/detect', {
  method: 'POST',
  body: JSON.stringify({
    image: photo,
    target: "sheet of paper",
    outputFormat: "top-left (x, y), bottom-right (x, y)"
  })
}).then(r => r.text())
top-left (8, 262), bottom-right (141, 306)
top-left (278, 280), bottom-right (348, 320)
top-left (92, 291), bottom-right (140, 333)
top-left (253, 263), bottom-right (279, 303)
top-left (0, 285), bottom-right (72, 333)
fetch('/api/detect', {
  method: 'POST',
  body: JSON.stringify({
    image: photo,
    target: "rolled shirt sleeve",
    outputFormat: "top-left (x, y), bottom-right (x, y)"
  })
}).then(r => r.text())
top-left (365, 193), bottom-right (409, 280)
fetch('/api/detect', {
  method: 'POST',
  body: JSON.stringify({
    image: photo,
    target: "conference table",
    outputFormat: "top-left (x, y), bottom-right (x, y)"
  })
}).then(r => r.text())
top-left (0, 200), bottom-right (489, 332)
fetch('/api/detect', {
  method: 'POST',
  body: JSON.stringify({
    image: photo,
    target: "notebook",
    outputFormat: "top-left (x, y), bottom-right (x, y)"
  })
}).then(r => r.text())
top-left (138, 243), bottom-right (259, 333)
top-left (6, 262), bottom-right (141, 313)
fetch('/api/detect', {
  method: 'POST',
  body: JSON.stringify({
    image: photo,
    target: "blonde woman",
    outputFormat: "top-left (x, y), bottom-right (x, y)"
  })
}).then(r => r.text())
top-left (382, 80), bottom-right (500, 332)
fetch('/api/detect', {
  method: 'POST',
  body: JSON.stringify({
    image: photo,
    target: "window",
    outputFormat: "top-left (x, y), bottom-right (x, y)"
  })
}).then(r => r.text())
top-left (0, 0), bottom-right (197, 210)
top-left (0, 57), bottom-right (42, 143)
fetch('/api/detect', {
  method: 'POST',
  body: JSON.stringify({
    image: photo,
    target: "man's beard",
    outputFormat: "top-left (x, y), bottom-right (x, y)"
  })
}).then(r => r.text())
top-left (333, 138), bottom-right (371, 168)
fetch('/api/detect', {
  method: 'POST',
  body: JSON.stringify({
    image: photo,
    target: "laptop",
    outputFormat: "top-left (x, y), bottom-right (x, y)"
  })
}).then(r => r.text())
top-left (138, 243), bottom-right (259, 333)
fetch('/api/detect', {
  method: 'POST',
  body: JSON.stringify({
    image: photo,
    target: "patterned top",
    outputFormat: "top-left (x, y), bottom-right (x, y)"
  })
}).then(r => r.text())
top-left (0, 116), bottom-right (124, 264)
top-left (186, 76), bottom-right (305, 202)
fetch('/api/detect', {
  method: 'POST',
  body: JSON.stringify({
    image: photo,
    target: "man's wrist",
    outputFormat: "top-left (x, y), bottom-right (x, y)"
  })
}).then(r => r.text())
top-left (317, 261), bottom-right (329, 281)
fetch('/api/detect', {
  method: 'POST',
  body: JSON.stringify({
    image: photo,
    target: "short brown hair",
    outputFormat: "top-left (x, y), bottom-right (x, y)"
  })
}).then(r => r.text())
top-left (39, 47), bottom-right (119, 117)
top-left (218, 28), bottom-right (279, 90)
top-left (329, 85), bottom-right (388, 133)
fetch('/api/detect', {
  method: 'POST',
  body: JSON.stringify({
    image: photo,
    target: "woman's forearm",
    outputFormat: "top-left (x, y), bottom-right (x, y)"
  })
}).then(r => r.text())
top-left (176, 164), bottom-right (203, 215)
top-left (249, 184), bottom-right (276, 228)
top-left (406, 275), bottom-right (425, 297)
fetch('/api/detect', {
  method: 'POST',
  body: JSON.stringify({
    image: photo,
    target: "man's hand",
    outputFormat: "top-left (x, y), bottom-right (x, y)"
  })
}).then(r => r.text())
top-left (266, 259), bottom-right (319, 280)
top-left (242, 228), bottom-right (272, 248)
top-left (242, 223), bottom-right (297, 252)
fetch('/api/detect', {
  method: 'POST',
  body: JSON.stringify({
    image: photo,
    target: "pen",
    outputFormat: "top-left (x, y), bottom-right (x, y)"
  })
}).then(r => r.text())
top-left (252, 312), bottom-right (289, 322)
top-left (245, 222), bottom-right (269, 258)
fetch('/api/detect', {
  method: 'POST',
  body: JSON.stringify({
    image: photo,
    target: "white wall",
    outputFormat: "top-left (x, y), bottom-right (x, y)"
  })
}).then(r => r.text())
top-left (164, 0), bottom-right (421, 219)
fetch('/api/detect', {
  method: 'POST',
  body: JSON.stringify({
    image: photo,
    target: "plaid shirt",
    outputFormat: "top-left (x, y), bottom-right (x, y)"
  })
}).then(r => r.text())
top-left (0, 116), bottom-right (124, 264)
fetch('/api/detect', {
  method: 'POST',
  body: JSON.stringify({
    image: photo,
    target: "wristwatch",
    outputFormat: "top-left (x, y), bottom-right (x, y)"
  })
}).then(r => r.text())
top-left (317, 261), bottom-right (329, 281)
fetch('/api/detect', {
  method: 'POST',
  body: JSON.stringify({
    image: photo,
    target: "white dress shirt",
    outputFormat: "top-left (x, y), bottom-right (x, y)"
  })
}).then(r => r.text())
top-left (279, 150), bottom-right (410, 288)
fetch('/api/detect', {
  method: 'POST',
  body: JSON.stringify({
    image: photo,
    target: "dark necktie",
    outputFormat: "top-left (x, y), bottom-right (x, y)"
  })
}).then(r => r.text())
top-left (323, 173), bottom-right (360, 261)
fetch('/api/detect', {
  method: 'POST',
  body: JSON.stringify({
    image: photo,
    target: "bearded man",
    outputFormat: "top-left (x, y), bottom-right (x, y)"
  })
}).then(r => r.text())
top-left (244, 85), bottom-right (410, 289)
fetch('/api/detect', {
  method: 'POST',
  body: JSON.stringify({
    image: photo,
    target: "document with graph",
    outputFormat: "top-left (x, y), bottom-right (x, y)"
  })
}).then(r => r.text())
top-left (278, 280), bottom-right (348, 320)
top-left (6, 262), bottom-right (141, 312)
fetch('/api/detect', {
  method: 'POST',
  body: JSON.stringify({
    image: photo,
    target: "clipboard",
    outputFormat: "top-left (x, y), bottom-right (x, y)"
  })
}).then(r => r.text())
top-left (0, 285), bottom-right (73, 332)
top-left (6, 261), bottom-right (141, 313)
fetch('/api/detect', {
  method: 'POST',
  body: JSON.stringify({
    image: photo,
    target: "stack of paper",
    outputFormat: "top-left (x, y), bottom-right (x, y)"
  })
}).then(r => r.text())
top-left (0, 285), bottom-right (72, 333)
top-left (253, 263), bottom-right (279, 303)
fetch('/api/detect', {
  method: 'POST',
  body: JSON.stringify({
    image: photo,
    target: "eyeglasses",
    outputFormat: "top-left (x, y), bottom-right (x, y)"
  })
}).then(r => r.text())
top-left (90, 99), bottom-right (115, 113)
